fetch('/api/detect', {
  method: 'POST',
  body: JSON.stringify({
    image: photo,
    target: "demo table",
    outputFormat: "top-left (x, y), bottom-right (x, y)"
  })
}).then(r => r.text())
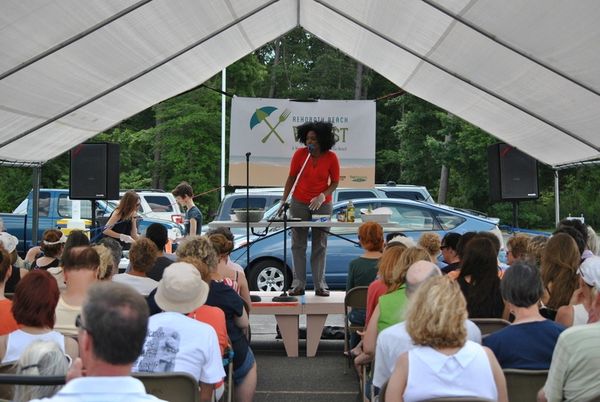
top-left (251, 291), bottom-right (345, 357)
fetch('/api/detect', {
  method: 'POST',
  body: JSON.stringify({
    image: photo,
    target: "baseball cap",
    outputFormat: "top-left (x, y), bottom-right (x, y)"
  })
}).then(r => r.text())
top-left (578, 256), bottom-right (600, 290)
top-left (0, 232), bottom-right (18, 253)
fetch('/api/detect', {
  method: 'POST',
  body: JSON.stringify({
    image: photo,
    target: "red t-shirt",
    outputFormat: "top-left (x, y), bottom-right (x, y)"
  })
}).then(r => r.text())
top-left (188, 305), bottom-right (228, 355)
top-left (0, 299), bottom-right (18, 336)
top-left (290, 148), bottom-right (340, 204)
top-left (365, 279), bottom-right (387, 325)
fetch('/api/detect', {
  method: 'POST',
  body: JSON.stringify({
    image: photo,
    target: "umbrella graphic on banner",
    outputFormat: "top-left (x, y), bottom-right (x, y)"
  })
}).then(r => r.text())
top-left (249, 106), bottom-right (287, 143)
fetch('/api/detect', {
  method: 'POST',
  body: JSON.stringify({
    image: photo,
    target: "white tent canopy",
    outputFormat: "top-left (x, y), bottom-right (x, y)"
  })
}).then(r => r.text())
top-left (1, 0), bottom-right (600, 168)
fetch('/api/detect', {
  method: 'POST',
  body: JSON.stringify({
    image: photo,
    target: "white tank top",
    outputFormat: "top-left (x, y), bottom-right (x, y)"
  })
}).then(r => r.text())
top-left (2, 329), bottom-right (65, 363)
top-left (404, 341), bottom-right (497, 402)
top-left (572, 304), bottom-right (589, 326)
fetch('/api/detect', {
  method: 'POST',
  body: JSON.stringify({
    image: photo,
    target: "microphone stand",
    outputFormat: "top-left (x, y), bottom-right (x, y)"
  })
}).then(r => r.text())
top-left (272, 201), bottom-right (296, 302)
top-left (246, 152), bottom-right (262, 303)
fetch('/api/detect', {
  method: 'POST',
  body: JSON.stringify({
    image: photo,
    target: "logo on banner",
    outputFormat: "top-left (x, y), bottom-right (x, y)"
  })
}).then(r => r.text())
top-left (249, 106), bottom-right (291, 143)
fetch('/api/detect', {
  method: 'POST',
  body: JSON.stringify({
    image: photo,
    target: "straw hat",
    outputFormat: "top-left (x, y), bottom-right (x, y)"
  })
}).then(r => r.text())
top-left (0, 232), bottom-right (18, 253)
top-left (154, 262), bottom-right (209, 313)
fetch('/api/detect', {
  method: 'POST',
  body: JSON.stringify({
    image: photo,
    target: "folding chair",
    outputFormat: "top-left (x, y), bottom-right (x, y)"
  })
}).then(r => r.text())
top-left (220, 346), bottom-right (235, 402)
top-left (420, 398), bottom-right (494, 401)
top-left (470, 318), bottom-right (510, 336)
top-left (344, 286), bottom-right (369, 366)
top-left (503, 368), bottom-right (548, 402)
top-left (133, 372), bottom-right (200, 402)
top-left (0, 367), bottom-right (65, 402)
top-left (0, 361), bottom-right (16, 400)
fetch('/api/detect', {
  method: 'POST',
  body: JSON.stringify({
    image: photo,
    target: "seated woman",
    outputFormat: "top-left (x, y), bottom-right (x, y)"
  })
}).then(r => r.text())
top-left (483, 261), bottom-right (564, 369)
top-left (555, 256), bottom-right (600, 327)
top-left (13, 340), bottom-right (70, 402)
top-left (346, 222), bottom-right (384, 348)
top-left (25, 229), bottom-right (64, 271)
top-left (0, 248), bottom-right (18, 335)
top-left (417, 232), bottom-right (441, 265)
top-left (385, 276), bottom-right (508, 402)
top-left (0, 270), bottom-right (78, 363)
top-left (457, 237), bottom-right (506, 318)
top-left (112, 238), bottom-right (158, 296)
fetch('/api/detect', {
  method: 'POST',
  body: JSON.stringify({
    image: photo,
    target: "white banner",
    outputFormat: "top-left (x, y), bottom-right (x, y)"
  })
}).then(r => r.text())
top-left (229, 97), bottom-right (375, 187)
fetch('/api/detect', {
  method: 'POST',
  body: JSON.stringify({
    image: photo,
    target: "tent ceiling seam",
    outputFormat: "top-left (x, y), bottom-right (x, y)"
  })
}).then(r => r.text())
top-left (421, 0), bottom-right (600, 97)
top-left (0, 0), bottom-right (153, 81)
top-left (311, 0), bottom-right (600, 153)
top-left (0, 0), bottom-right (281, 151)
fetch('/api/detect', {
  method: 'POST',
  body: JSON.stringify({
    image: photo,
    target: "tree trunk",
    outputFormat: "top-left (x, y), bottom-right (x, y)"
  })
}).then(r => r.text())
top-left (438, 134), bottom-right (451, 204)
top-left (354, 62), bottom-right (364, 99)
top-left (268, 40), bottom-right (281, 98)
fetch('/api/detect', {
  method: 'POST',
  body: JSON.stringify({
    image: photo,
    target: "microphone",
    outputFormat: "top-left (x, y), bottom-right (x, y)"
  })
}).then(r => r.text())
top-left (307, 144), bottom-right (315, 152)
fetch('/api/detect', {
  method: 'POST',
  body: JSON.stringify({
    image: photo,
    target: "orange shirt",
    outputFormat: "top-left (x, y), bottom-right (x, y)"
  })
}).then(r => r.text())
top-left (366, 279), bottom-right (388, 325)
top-left (290, 148), bottom-right (340, 204)
top-left (188, 305), bottom-right (228, 355)
top-left (0, 299), bottom-right (18, 335)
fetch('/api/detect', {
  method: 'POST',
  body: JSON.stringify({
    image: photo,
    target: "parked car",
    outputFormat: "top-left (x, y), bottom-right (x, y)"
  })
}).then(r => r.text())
top-left (2, 189), bottom-right (184, 255)
top-left (229, 198), bottom-right (503, 292)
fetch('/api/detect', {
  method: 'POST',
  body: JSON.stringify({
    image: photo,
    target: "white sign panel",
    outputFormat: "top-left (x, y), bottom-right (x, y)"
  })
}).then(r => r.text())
top-left (229, 97), bottom-right (375, 187)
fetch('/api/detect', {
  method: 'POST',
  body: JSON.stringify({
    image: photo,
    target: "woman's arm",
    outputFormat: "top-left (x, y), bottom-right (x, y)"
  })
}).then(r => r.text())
top-left (484, 346), bottom-right (508, 402)
top-left (384, 352), bottom-right (408, 402)
top-left (362, 304), bottom-right (380, 356)
top-left (102, 210), bottom-right (122, 239)
top-left (555, 305), bottom-right (574, 327)
top-left (237, 271), bottom-right (252, 313)
top-left (130, 216), bottom-right (139, 240)
top-left (281, 174), bottom-right (296, 207)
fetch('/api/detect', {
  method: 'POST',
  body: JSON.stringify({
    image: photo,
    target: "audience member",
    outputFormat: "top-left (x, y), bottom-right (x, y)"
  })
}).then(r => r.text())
top-left (417, 232), bottom-right (441, 264)
top-left (95, 237), bottom-right (123, 273)
top-left (112, 238), bottom-right (158, 296)
top-left (206, 227), bottom-right (244, 272)
top-left (346, 222), bottom-right (384, 348)
top-left (365, 244), bottom-right (407, 327)
top-left (47, 230), bottom-right (91, 291)
top-left (54, 247), bottom-right (99, 337)
top-left (133, 263), bottom-right (224, 401)
top-left (208, 234), bottom-right (252, 311)
top-left (0, 270), bottom-right (78, 363)
top-left (13, 341), bottom-right (69, 402)
top-left (506, 234), bottom-right (530, 266)
top-left (184, 236), bottom-right (256, 402)
top-left (586, 226), bottom-right (599, 256)
top-left (24, 229), bottom-right (64, 271)
top-left (537, 271), bottom-right (600, 402)
top-left (0, 232), bottom-right (21, 293)
top-left (554, 226), bottom-right (586, 258)
top-left (31, 281), bottom-right (165, 401)
top-left (92, 244), bottom-right (115, 281)
top-left (440, 232), bottom-right (462, 274)
top-left (557, 218), bottom-right (591, 258)
top-left (457, 237), bottom-right (505, 318)
top-left (484, 261), bottom-right (564, 369)
top-left (525, 235), bottom-right (549, 268)
top-left (0, 248), bottom-right (18, 335)
top-left (540, 233), bottom-right (580, 317)
top-left (145, 223), bottom-right (174, 281)
top-left (555, 256), bottom-right (600, 327)
top-left (386, 233), bottom-right (416, 248)
top-left (455, 231), bottom-right (477, 261)
top-left (385, 276), bottom-right (508, 402)
top-left (373, 261), bottom-right (482, 391)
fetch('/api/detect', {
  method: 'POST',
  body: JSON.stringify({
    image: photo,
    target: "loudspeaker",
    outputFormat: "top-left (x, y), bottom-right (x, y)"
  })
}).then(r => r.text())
top-left (488, 143), bottom-right (538, 202)
top-left (69, 143), bottom-right (120, 200)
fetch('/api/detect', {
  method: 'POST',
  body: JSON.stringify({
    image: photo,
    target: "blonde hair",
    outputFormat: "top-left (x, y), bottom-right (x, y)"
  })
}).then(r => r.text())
top-left (377, 245), bottom-right (407, 290)
top-left (13, 340), bottom-right (69, 402)
top-left (418, 232), bottom-right (441, 260)
top-left (406, 275), bottom-right (467, 349)
top-left (525, 235), bottom-right (548, 268)
top-left (92, 244), bottom-right (115, 280)
top-left (176, 235), bottom-right (218, 271)
top-left (391, 247), bottom-right (431, 291)
top-left (179, 256), bottom-right (210, 279)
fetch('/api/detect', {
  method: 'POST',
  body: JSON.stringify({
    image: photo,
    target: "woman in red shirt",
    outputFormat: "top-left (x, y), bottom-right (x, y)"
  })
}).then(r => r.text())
top-left (281, 121), bottom-right (340, 297)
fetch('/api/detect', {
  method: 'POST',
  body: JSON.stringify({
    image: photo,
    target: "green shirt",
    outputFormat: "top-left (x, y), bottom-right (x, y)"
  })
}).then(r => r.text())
top-left (543, 322), bottom-right (600, 402)
top-left (377, 287), bottom-right (408, 332)
top-left (346, 257), bottom-right (380, 290)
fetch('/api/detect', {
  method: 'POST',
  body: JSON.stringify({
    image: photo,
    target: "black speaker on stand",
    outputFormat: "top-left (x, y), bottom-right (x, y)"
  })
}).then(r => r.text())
top-left (488, 143), bottom-right (539, 228)
top-left (70, 143), bottom-right (120, 239)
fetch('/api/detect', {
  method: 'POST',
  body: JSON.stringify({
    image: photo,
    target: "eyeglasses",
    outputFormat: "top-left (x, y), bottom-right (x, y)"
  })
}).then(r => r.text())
top-left (75, 314), bottom-right (91, 334)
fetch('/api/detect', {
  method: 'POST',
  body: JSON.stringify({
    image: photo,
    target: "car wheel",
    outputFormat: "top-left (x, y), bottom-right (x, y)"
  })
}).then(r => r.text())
top-left (248, 259), bottom-right (291, 292)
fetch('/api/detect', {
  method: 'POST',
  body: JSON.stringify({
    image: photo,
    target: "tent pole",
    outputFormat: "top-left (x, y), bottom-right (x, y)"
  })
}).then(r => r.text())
top-left (554, 170), bottom-right (560, 227)
top-left (31, 166), bottom-right (41, 250)
top-left (221, 68), bottom-right (227, 201)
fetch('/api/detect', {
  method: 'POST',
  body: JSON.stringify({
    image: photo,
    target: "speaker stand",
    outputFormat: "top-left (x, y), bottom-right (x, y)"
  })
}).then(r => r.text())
top-left (512, 200), bottom-right (519, 230)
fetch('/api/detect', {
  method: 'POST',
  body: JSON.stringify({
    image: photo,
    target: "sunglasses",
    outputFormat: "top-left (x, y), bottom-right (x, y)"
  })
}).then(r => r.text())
top-left (75, 314), bottom-right (91, 334)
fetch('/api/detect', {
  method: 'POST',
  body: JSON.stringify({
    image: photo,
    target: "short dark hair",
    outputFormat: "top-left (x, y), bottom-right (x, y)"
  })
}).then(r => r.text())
top-left (501, 260), bottom-right (543, 307)
top-left (82, 282), bottom-right (149, 365)
top-left (145, 223), bottom-right (168, 251)
top-left (296, 121), bottom-right (336, 152)
top-left (62, 246), bottom-right (100, 272)
top-left (61, 230), bottom-right (90, 261)
top-left (386, 232), bottom-right (407, 243)
top-left (172, 182), bottom-right (193, 198)
top-left (441, 232), bottom-right (461, 251)
top-left (558, 219), bottom-right (588, 245)
top-left (12, 270), bottom-right (59, 328)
